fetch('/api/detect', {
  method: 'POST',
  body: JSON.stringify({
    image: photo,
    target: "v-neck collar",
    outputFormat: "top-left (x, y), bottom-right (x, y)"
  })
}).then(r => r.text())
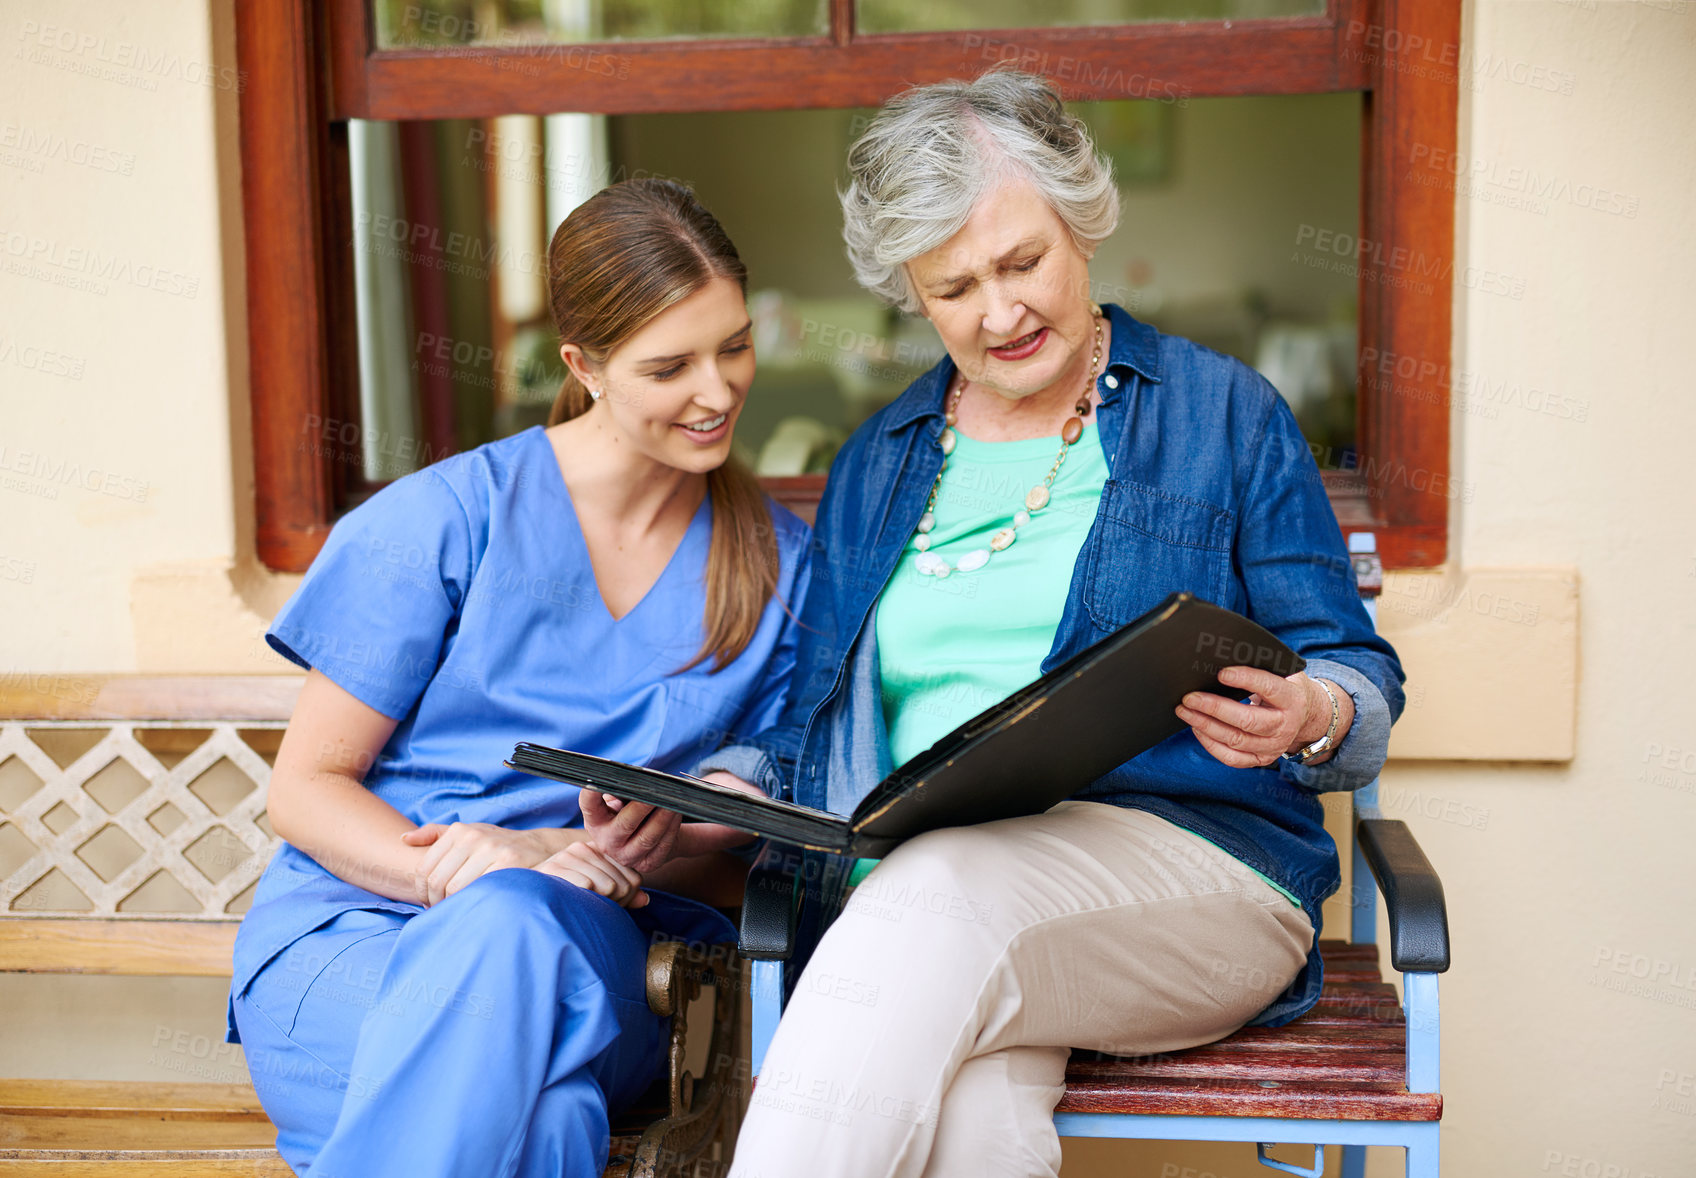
top-left (530, 426), bottom-right (712, 627)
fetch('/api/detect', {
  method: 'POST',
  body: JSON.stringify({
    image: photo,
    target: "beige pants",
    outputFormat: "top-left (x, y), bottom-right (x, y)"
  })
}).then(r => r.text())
top-left (729, 802), bottom-right (1315, 1178)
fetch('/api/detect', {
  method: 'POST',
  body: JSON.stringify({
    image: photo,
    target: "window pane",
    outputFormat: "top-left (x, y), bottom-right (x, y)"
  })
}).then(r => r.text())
top-left (608, 97), bottom-right (1360, 469)
top-left (341, 93), bottom-right (1358, 497)
top-left (343, 113), bottom-right (608, 484)
top-left (858, 0), bottom-right (1322, 33)
top-left (374, 0), bottom-right (826, 47)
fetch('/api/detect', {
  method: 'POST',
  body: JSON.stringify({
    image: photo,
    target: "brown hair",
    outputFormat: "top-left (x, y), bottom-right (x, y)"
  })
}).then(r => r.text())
top-left (545, 178), bottom-right (778, 673)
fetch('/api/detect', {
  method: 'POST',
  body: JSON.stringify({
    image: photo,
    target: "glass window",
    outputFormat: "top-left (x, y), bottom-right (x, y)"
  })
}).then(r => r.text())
top-left (343, 93), bottom-right (1358, 489)
top-left (375, 0), bottom-right (827, 47)
top-left (857, 0), bottom-right (1323, 34)
top-left (345, 111), bottom-right (617, 485)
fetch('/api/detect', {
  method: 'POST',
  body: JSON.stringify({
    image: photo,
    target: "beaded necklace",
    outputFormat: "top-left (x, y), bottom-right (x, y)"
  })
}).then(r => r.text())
top-left (911, 309), bottom-right (1105, 579)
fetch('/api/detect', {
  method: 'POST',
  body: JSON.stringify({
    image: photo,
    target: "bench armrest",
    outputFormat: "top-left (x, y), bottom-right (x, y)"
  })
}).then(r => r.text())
top-left (738, 861), bottom-right (800, 960)
top-left (1356, 818), bottom-right (1451, 973)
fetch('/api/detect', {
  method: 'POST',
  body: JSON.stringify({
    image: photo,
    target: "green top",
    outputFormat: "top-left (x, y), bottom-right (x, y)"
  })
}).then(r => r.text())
top-left (858, 419), bottom-right (1300, 908)
top-left (876, 422), bottom-right (1110, 767)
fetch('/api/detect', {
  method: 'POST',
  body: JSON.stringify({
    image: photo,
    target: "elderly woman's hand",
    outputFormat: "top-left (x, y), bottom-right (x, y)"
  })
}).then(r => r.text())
top-left (581, 774), bottom-right (762, 875)
top-left (1176, 669), bottom-right (1354, 769)
top-left (580, 791), bottom-right (684, 875)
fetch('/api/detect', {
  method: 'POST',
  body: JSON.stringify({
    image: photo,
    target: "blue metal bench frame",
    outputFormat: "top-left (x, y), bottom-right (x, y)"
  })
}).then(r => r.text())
top-left (739, 534), bottom-right (1449, 1176)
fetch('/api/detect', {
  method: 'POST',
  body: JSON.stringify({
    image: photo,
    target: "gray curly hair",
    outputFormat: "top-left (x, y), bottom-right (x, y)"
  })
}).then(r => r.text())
top-left (840, 69), bottom-right (1121, 313)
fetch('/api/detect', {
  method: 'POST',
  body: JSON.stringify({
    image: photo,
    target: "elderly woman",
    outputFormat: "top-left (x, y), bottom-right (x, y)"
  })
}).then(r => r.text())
top-left (687, 70), bottom-right (1404, 1176)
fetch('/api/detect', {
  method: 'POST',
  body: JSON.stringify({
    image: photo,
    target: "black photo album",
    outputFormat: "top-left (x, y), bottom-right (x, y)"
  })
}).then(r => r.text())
top-left (508, 592), bottom-right (1304, 856)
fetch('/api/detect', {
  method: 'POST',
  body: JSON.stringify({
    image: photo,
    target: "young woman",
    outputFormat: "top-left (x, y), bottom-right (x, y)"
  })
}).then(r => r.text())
top-left (227, 179), bottom-right (810, 1178)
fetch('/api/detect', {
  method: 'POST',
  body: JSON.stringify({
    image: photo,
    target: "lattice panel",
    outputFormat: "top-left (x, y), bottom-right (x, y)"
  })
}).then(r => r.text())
top-left (0, 722), bottom-right (284, 920)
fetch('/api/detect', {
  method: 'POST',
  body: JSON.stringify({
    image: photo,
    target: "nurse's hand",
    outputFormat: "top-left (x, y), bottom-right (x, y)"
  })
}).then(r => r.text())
top-left (402, 822), bottom-right (560, 907)
top-left (534, 841), bottom-right (649, 908)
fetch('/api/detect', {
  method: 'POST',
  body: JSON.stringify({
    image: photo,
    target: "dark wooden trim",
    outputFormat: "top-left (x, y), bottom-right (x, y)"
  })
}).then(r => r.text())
top-left (1354, 0), bottom-right (1457, 567)
top-left (318, 9), bottom-right (366, 517)
top-left (237, 0), bottom-right (335, 572)
top-left (396, 121), bottom-right (460, 457)
top-left (828, 0), bottom-right (854, 48)
top-left (759, 475), bottom-right (828, 527)
top-left (322, 0), bottom-right (371, 117)
top-left (334, 19), bottom-right (1369, 119)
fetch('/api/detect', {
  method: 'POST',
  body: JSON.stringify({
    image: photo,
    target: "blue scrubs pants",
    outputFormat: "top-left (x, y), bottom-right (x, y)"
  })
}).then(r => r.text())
top-left (231, 869), bottom-right (675, 1178)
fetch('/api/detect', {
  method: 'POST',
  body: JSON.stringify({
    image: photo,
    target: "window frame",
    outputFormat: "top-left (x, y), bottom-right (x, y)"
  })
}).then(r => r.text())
top-left (235, 0), bottom-right (1456, 572)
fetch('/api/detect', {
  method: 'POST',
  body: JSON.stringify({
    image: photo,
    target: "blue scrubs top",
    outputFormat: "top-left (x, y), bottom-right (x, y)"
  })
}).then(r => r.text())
top-left (230, 425), bottom-right (812, 1021)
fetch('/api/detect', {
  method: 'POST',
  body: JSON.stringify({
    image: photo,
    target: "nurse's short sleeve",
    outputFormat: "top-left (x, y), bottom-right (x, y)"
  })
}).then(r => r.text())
top-left (266, 471), bottom-right (473, 721)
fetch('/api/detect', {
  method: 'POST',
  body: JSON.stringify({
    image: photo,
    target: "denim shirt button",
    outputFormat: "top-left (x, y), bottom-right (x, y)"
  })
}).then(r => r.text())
top-left (1103, 373), bottom-right (1120, 389)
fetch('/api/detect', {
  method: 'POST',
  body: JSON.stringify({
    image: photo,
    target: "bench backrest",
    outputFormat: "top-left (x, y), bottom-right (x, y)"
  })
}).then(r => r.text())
top-left (0, 677), bottom-right (298, 977)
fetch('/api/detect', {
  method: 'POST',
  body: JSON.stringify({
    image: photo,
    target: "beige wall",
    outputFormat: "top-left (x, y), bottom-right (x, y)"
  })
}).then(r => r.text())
top-left (0, 0), bottom-right (290, 676)
top-left (3, 1), bottom-right (1694, 1174)
top-left (1374, 3), bottom-right (1696, 1172)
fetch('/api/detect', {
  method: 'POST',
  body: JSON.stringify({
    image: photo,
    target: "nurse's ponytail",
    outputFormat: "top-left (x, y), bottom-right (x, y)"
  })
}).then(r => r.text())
top-left (545, 179), bottom-right (780, 673)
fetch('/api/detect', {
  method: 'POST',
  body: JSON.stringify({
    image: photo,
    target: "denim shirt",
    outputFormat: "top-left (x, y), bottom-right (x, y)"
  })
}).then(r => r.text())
top-left (700, 304), bottom-right (1406, 1026)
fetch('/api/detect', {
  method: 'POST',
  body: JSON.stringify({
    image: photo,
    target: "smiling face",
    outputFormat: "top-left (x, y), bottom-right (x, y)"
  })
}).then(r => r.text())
top-left (906, 176), bottom-right (1097, 404)
top-left (562, 276), bottom-right (755, 474)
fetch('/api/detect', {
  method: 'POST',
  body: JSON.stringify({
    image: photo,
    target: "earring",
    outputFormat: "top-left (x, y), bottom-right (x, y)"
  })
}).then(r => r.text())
top-left (587, 385), bottom-right (603, 401)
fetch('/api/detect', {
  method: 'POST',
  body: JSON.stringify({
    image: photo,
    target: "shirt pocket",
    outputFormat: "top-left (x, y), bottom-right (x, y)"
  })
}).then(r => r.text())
top-left (656, 676), bottom-right (745, 768)
top-left (1083, 479), bottom-right (1237, 630)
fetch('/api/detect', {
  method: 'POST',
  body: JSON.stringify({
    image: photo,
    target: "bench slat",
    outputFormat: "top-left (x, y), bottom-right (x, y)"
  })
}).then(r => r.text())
top-left (1069, 1047), bottom-right (1408, 1085)
top-left (0, 1083), bottom-right (264, 1121)
top-left (1057, 1077), bottom-right (1443, 1121)
top-left (1314, 939), bottom-right (1378, 961)
top-left (0, 1117), bottom-right (278, 1152)
top-left (0, 1082), bottom-right (276, 1170)
top-left (0, 922), bottom-right (236, 978)
top-left (0, 678), bottom-right (300, 723)
top-left (0, 1150), bottom-right (291, 1177)
top-left (1192, 1023), bottom-right (1405, 1049)
top-left (1306, 984), bottom-right (1404, 1020)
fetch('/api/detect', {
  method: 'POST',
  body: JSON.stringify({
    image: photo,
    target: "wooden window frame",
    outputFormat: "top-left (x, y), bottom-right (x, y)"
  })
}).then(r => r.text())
top-left (236, 0), bottom-right (1456, 572)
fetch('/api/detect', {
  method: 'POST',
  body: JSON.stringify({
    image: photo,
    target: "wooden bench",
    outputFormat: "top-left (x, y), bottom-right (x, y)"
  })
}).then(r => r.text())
top-left (0, 677), bottom-right (743, 1177)
top-left (1057, 936), bottom-right (1440, 1120)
